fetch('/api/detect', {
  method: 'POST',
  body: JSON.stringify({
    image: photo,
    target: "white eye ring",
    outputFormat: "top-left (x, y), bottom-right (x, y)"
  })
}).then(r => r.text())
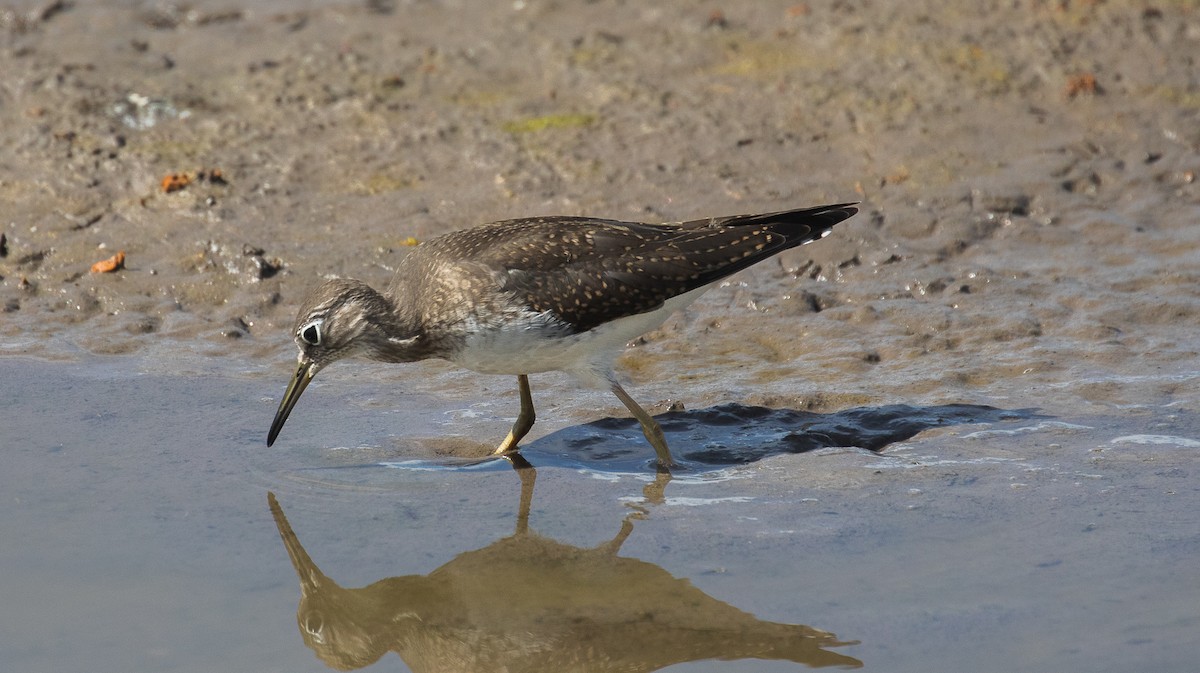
top-left (299, 320), bottom-right (322, 346)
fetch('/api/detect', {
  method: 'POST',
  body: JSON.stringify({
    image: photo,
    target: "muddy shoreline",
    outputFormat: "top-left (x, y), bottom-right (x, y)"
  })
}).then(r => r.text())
top-left (2, 1), bottom-right (1197, 390)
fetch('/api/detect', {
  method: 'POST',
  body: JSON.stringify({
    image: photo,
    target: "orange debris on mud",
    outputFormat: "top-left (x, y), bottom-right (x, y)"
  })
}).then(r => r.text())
top-left (1065, 72), bottom-right (1099, 98)
top-left (91, 251), bottom-right (126, 273)
top-left (161, 173), bottom-right (192, 193)
top-left (160, 168), bottom-right (227, 193)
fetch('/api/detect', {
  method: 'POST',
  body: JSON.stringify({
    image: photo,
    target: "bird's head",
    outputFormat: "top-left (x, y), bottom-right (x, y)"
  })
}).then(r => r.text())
top-left (267, 278), bottom-right (397, 447)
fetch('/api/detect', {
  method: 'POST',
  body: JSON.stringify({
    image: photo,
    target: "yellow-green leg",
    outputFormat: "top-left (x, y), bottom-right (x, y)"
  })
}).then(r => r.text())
top-left (610, 382), bottom-right (676, 469)
top-left (494, 374), bottom-right (535, 455)
top-left (503, 452), bottom-right (536, 536)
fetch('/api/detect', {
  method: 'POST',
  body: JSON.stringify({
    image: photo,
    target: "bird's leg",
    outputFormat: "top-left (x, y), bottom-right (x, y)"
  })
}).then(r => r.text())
top-left (494, 374), bottom-right (536, 454)
top-left (614, 468), bottom-right (673, 548)
top-left (643, 469), bottom-right (672, 505)
top-left (503, 452), bottom-right (536, 536)
top-left (610, 382), bottom-right (676, 469)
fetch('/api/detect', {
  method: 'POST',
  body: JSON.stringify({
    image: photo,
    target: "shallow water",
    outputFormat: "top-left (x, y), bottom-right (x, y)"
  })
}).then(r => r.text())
top-left (2, 0), bottom-right (1200, 671)
top-left (4, 357), bottom-right (1198, 672)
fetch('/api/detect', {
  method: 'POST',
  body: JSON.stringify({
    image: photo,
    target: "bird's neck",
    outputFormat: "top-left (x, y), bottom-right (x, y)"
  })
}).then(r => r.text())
top-left (363, 290), bottom-right (444, 364)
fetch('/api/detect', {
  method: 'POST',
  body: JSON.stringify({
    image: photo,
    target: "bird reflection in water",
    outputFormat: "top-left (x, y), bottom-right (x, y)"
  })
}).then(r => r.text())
top-left (268, 458), bottom-right (862, 671)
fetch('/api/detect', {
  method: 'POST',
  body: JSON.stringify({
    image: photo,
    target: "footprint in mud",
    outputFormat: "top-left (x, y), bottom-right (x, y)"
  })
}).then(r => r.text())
top-left (532, 403), bottom-right (1037, 467)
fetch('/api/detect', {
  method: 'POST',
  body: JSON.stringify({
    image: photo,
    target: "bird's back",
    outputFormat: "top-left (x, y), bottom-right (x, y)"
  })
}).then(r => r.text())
top-left (409, 203), bottom-right (856, 333)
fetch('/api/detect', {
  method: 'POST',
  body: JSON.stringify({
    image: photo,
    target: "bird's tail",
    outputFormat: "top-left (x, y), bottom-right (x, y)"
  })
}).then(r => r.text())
top-left (705, 201), bottom-right (859, 243)
top-left (687, 202), bottom-right (858, 247)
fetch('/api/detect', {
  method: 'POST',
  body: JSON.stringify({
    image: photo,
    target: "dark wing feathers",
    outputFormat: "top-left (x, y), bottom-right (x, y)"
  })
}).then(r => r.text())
top-left (672, 202), bottom-right (858, 232)
top-left (429, 203), bottom-right (857, 332)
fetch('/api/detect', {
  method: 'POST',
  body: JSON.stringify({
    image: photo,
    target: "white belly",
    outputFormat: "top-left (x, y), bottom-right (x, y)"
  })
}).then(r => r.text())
top-left (449, 286), bottom-right (710, 388)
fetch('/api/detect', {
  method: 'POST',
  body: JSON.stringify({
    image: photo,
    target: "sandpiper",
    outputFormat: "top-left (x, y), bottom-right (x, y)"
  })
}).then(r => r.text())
top-left (267, 203), bottom-right (857, 467)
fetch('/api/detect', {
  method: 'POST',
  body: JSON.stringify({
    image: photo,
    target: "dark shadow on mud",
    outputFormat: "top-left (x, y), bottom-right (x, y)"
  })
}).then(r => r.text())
top-left (532, 403), bottom-right (1037, 466)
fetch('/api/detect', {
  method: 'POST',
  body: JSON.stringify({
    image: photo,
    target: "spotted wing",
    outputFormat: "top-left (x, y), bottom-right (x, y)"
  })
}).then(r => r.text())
top-left (436, 203), bottom-right (857, 333)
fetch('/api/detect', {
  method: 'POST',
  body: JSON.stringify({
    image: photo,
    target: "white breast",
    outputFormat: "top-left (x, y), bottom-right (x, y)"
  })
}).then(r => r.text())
top-left (449, 285), bottom-right (712, 388)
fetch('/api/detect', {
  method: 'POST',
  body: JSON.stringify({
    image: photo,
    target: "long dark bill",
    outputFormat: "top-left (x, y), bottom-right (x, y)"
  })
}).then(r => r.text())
top-left (266, 492), bottom-right (328, 590)
top-left (267, 360), bottom-right (316, 447)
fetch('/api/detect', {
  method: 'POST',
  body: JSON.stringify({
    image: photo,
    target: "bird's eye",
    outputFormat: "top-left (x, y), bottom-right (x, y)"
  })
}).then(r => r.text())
top-left (299, 320), bottom-right (322, 346)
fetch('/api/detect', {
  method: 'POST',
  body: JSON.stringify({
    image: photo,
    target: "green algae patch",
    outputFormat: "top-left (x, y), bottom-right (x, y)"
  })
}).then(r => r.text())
top-left (349, 171), bottom-right (421, 196)
top-left (714, 40), bottom-right (826, 78)
top-left (501, 113), bottom-right (596, 134)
